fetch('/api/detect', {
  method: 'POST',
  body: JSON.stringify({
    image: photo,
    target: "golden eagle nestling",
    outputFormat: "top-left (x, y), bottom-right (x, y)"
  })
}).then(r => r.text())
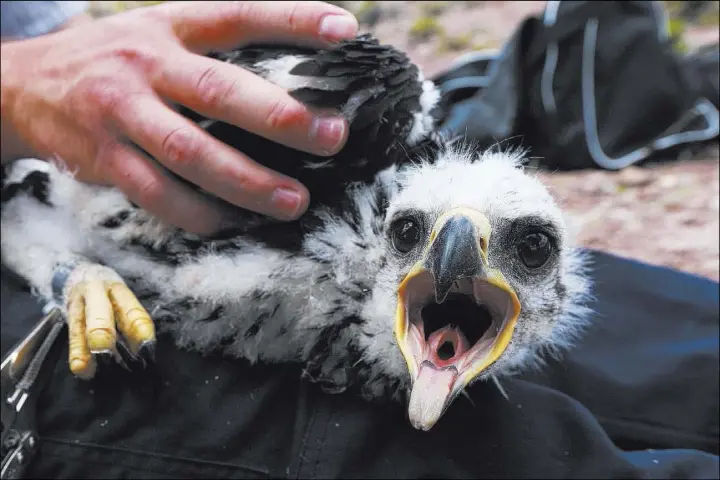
top-left (1, 35), bottom-right (591, 431)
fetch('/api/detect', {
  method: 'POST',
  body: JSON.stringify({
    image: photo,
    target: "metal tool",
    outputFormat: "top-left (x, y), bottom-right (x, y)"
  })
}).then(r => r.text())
top-left (1, 304), bottom-right (66, 480)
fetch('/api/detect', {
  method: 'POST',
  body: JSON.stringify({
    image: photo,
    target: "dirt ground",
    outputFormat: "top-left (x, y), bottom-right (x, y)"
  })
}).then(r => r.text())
top-left (351, 0), bottom-right (720, 281)
top-left (93, 1), bottom-right (720, 281)
top-left (540, 153), bottom-right (719, 281)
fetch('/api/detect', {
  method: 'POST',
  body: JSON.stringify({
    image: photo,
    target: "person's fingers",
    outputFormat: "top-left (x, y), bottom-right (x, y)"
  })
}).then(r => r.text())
top-left (98, 139), bottom-right (229, 235)
top-left (110, 93), bottom-right (310, 221)
top-left (154, 50), bottom-right (348, 156)
top-left (160, 1), bottom-right (358, 53)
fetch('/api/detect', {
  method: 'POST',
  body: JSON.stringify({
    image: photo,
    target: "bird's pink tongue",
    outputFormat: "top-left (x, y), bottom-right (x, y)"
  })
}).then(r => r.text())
top-left (408, 325), bottom-right (470, 431)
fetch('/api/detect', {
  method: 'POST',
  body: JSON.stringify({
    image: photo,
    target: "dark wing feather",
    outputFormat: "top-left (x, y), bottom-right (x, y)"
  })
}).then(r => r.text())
top-left (177, 35), bottom-right (431, 201)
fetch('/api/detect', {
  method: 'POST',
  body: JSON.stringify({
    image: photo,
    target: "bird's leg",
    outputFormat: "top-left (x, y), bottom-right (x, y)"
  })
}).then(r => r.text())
top-left (61, 263), bottom-right (156, 379)
top-left (1, 159), bottom-right (159, 380)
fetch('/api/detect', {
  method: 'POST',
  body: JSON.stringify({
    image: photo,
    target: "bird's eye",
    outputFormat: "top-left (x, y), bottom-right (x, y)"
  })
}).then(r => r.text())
top-left (390, 218), bottom-right (422, 254)
top-left (517, 232), bottom-right (553, 269)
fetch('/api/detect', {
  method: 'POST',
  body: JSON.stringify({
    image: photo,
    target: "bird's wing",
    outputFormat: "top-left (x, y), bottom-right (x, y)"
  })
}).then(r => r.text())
top-left (174, 35), bottom-right (441, 209)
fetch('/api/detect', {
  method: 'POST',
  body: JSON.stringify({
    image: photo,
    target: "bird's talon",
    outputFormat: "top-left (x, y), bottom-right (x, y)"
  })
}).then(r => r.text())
top-left (64, 268), bottom-right (156, 380)
top-left (89, 348), bottom-right (114, 356)
top-left (94, 350), bottom-right (116, 370)
top-left (114, 353), bottom-right (133, 373)
top-left (138, 340), bottom-right (157, 365)
top-left (110, 342), bottom-right (136, 372)
top-left (108, 282), bottom-right (156, 354)
top-left (115, 337), bottom-right (141, 365)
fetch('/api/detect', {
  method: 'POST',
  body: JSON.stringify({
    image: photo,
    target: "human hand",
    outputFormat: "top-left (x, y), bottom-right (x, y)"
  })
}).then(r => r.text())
top-left (0, 1), bottom-right (358, 234)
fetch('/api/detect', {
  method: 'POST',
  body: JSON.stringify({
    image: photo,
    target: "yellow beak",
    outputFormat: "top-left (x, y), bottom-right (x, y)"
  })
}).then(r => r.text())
top-left (394, 207), bottom-right (521, 431)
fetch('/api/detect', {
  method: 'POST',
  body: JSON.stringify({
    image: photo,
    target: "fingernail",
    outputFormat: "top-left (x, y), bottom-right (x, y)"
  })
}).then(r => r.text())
top-left (271, 187), bottom-right (305, 220)
top-left (310, 116), bottom-right (346, 154)
top-left (319, 14), bottom-right (358, 42)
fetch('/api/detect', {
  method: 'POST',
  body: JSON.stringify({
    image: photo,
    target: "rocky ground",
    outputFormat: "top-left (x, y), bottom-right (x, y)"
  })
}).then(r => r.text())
top-left (540, 153), bottom-right (719, 281)
top-left (93, 1), bottom-right (720, 281)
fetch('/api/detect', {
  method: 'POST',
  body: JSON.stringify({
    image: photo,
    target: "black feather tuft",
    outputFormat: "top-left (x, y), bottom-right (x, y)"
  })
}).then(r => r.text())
top-left (99, 210), bottom-right (131, 229)
top-left (1, 170), bottom-right (52, 207)
top-left (199, 306), bottom-right (225, 324)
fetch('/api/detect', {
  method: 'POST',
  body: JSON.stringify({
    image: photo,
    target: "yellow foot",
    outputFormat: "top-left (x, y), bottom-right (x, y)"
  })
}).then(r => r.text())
top-left (63, 265), bottom-right (156, 380)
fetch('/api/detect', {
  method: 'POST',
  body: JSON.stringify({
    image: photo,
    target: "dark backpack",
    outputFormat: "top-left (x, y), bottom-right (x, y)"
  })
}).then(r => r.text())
top-left (433, 1), bottom-right (720, 170)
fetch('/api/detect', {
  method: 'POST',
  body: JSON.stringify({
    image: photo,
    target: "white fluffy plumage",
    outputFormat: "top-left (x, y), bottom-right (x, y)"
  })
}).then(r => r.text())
top-left (1, 145), bottom-right (592, 395)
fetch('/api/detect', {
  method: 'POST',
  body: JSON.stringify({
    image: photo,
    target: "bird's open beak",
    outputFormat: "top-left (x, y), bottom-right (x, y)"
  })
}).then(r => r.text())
top-left (395, 207), bottom-right (521, 431)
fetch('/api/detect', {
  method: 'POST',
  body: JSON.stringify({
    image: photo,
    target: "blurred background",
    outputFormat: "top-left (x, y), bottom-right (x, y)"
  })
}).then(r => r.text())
top-left (90, 1), bottom-right (720, 281)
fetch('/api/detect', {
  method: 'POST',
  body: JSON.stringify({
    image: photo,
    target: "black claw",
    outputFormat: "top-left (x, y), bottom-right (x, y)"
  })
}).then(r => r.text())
top-left (93, 348), bottom-right (133, 373)
top-left (115, 339), bottom-right (141, 369)
top-left (94, 350), bottom-right (116, 371)
top-left (114, 353), bottom-right (133, 373)
top-left (138, 340), bottom-right (157, 366)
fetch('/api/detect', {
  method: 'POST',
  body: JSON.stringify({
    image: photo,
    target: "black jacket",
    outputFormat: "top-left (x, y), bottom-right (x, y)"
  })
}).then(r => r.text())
top-left (1, 249), bottom-right (718, 479)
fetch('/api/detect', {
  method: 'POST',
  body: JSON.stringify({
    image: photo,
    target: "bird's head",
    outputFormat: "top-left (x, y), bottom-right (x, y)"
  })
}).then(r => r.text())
top-left (359, 146), bottom-right (591, 431)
